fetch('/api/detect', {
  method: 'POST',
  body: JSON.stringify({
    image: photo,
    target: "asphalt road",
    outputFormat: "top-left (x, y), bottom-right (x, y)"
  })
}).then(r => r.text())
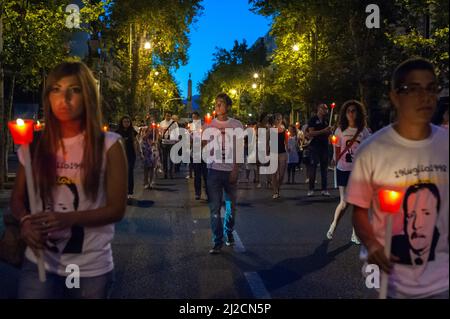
top-left (0, 164), bottom-right (376, 299)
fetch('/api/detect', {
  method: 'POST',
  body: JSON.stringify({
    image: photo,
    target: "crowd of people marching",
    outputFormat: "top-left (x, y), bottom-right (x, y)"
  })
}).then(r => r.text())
top-left (6, 57), bottom-right (448, 299)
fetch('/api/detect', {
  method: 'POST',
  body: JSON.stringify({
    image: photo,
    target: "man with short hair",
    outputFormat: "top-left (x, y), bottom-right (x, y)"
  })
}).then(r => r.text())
top-left (347, 58), bottom-right (448, 298)
top-left (205, 93), bottom-right (243, 254)
top-left (306, 104), bottom-right (333, 196)
top-left (159, 111), bottom-right (178, 179)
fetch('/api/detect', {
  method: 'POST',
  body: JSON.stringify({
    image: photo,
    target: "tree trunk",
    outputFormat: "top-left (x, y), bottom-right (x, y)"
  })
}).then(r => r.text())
top-left (129, 22), bottom-right (140, 117)
top-left (0, 12), bottom-right (5, 190)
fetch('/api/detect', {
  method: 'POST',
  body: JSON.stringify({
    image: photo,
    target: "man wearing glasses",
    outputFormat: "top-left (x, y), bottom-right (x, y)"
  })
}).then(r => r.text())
top-left (346, 58), bottom-right (448, 298)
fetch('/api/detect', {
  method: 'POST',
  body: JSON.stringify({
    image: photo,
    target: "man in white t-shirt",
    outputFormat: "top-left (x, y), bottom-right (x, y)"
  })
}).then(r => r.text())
top-left (159, 111), bottom-right (179, 179)
top-left (205, 93), bottom-right (244, 254)
top-left (346, 58), bottom-right (448, 298)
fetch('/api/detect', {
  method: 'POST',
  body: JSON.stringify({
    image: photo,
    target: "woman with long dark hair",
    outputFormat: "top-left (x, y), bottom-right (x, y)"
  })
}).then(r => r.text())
top-left (326, 100), bottom-right (371, 244)
top-left (116, 115), bottom-right (139, 199)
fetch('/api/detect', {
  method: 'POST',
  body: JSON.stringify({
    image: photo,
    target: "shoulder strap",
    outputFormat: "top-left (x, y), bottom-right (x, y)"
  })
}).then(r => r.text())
top-left (336, 128), bottom-right (362, 163)
top-left (162, 121), bottom-right (175, 138)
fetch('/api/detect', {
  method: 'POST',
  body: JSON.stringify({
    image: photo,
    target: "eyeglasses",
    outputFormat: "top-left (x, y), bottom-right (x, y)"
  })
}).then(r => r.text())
top-left (395, 83), bottom-right (443, 96)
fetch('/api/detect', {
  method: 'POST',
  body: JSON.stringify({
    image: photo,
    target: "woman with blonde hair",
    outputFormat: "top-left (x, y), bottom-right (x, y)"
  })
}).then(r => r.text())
top-left (10, 61), bottom-right (127, 298)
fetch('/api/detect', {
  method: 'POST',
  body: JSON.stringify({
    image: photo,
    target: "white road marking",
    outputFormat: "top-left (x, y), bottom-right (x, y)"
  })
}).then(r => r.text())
top-left (244, 272), bottom-right (271, 299)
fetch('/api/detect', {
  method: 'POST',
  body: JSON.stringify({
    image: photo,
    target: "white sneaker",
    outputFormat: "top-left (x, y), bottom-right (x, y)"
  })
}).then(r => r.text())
top-left (272, 193), bottom-right (280, 199)
top-left (307, 190), bottom-right (314, 197)
top-left (144, 184), bottom-right (150, 189)
top-left (351, 234), bottom-right (361, 245)
top-left (321, 190), bottom-right (330, 196)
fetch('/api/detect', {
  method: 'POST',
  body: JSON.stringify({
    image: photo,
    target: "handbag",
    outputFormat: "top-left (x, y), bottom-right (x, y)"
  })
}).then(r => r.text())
top-left (0, 208), bottom-right (26, 268)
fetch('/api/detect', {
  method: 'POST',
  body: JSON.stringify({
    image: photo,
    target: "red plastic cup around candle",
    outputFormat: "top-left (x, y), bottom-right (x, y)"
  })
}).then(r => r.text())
top-left (378, 189), bottom-right (403, 214)
top-left (331, 102), bottom-right (336, 109)
top-left (8, 119), bottom-right (34, 145)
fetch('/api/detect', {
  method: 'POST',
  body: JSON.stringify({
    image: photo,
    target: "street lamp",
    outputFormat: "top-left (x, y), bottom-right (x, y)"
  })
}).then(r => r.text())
top-left (230, 89), bottom-right (237, 95)
top-left (144, 41), bottom-right (151, 50)
top-left (154, 71), bottom-right (159, 76)
top-left (293, 44), bottom-right (300, 51)
top-left (253, 73), bottom-right (259, 79)
top-left (252, 83), bottom-right (258, 89)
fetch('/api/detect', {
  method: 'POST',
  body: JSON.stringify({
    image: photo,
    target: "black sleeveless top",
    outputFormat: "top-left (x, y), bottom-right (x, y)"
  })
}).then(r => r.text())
top-left (277, 131), bottom-right (286, 154)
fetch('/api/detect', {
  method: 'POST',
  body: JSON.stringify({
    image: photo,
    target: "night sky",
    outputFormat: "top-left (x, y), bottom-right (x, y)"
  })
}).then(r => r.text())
top-left (173, 0), bottom-right (272, 97)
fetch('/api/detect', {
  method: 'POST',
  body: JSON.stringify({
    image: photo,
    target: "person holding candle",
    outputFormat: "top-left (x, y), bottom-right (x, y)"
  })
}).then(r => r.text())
top-left (191, 112), bottom-right (208, 200)
top-left (159, 111), bottom-right (178, 179)
top-left (270, 113), bottom-right (287, 199)
top-left (141, 117), bottom-right (158, 189)
top-left (286, 124), bottom-right (299, 184)
top-left (10, 61), bottom-right (127, 298)
top-left (306, 104), bottom-right (334, 197)
top-left (346, 58), bottom-right (448, 299)
top-left (116, 116), bottom-right (139, 199)
top-left (206, 93), bottom-right (243, 254)
top-left (325, 100), bottom-right (371, 244)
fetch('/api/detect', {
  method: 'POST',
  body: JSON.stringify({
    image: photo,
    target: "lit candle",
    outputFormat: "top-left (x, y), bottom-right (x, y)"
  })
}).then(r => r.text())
top-left (151, 122), bottom-right (156, 142)
top-left (34, 120), bottom-right (43, 132)
top-left (7, 119), bottom-right (46, 282)
top-left (102, 125), bottom-right (108, 132)
top-left (329, 102), bottom-right (336, 127)
top-left (330, 134), bottom-right (338, 145)
top-left (205, 113), bottom-right (212, 125)
top-left (378, 188), bottom-right (403, 299)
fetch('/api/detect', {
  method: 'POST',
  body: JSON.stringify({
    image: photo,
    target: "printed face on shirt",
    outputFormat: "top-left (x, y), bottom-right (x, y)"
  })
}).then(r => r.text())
top-left (390, 70), bottom-right (438, 126)
top-left (49, 75), bottom-right (84, 123)
top-left (405, 188), bottom-right (438, 253)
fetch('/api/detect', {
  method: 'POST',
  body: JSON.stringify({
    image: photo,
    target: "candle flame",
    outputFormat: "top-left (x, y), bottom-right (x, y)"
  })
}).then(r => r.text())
top-left (16, 118), bottom-right (25, 126)
top-left (388, 191), bottom-right (400, 202)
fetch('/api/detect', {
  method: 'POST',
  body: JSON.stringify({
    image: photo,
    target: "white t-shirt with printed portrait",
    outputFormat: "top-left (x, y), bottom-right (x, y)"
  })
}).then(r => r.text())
top-left (334, 127), bottom-right (371, 172)
top-left (345, 124), bottom-right (449, 298)
top-left (18, 131), bottom-right (121, 277)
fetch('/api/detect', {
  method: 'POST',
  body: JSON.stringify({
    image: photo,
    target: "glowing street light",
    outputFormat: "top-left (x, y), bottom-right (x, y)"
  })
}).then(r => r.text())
top-left (293, 44), bottom-right (300, 51)
top-left (154, 71), bottom-right (159, 76)
top-left (252, 83), bottom-right (258, 89)
top-left (230, 89), bottom-right (237, 95)
top-left (253, 73), bottom-right (259, 79)
top-left (144, 41), bottom-right (151, 50)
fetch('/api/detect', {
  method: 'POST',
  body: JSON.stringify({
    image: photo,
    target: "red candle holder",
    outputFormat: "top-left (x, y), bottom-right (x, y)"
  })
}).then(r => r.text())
top-left (8, 119), bottom-right (34, 145)
top-left (34, 120), bottom-right (43, 132)
top-left (205, 113), bottom-right (212, 125)
top-left (378, 189), bottom-right (403, 214)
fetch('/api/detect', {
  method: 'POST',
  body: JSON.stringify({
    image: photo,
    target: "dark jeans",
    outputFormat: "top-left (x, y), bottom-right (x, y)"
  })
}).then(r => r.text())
top-left (193, 162), bottom-right (208, 197)
top-left (207, 169), bottom-right (238, 246)
top-left (161, 143), bottom-right (174, 177)
top-left (308, 146), bottom-right (328, 191)
top-left (127, 156), bottom-right (136, 195)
